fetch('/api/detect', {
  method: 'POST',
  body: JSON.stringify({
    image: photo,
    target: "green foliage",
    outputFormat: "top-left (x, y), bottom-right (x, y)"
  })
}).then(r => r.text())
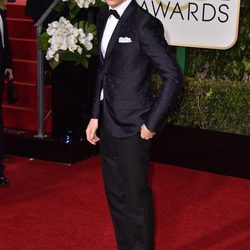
top-left (188, 0), bottom-right (250, 82)
top-left (68, 1), bottom-right (81, 20)
top-left (55, 0), bottom-right (105, 21)
top-left (152, 76), bottom-right (250, 135)
top-left (38, 32), bottom-right (50, 51)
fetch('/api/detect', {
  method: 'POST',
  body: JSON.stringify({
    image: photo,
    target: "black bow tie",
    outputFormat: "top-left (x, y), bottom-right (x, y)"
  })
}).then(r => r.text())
top-left (109, 9), bottom-right (120, 19)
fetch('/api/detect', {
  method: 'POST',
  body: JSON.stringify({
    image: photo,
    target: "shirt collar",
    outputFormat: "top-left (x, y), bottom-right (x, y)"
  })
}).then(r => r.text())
top-left (109, 0), bottom-right (132, 18)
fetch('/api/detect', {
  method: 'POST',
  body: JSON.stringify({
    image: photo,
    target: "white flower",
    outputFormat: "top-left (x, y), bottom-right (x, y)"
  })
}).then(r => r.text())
top-left (59, 41), bottom-right (68, 51)
top-left (62, 0), bottom-right (96, 7)
top-left (80, 32), bottom-right (94, 50)
top-left (86, 33), bottom-right (93, 41)
top-left (47, 21), bottom-right (59, 36)
top-left (67, 34), bottom-right (77, 44)
top-left (68, 43), bottom-right (78, 52)
top-left (46, 47), bottom-right (56, 60)
top-left (74, 0), bottom-right (95, 8)
top-left (54, 53), bottom-right (60, 62)
top-left (77, 47), bottom-right (83, 54)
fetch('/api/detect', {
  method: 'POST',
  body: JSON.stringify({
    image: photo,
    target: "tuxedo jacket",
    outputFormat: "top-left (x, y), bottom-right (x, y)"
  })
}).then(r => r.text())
top-left (91, 0), bottom-right (183, 138)
top-left (25, 0), bottom-right (54, 22)
top-left (0, 9), bottom-right (12, 74)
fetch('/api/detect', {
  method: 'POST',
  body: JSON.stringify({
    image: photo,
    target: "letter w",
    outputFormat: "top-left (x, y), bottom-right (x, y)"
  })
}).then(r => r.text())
top-left (151, 1), bottom-right (169, 18)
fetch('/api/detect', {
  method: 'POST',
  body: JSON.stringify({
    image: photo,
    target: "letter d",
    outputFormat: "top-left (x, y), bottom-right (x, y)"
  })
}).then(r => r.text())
top-left (202, 4), bottom-right (216, 22)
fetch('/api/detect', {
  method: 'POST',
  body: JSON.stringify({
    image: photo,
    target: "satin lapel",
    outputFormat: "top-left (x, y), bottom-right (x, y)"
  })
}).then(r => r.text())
top-left (104, 1), bottom-right (136, 61)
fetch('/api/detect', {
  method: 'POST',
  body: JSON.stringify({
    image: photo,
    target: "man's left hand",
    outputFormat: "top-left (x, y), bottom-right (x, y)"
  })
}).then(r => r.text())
top-left (140, 124), bottom-right (156, 140)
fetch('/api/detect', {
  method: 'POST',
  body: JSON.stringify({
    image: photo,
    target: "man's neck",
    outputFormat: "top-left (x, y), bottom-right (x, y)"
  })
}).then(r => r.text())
top-left (109, 0), bottom-right (132, 17)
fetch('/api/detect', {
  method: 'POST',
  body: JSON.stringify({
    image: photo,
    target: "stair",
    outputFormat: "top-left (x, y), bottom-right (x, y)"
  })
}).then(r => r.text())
top-left (4, 1), bottom-right (52, 134)
top-left (3, 0), bottom-right (95, 163)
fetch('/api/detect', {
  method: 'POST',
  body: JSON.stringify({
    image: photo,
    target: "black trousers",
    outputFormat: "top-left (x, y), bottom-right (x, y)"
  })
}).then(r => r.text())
top-left (0, 66), bottom-right (5, 160)
top-left (100, 128), bottom-right (154, 250)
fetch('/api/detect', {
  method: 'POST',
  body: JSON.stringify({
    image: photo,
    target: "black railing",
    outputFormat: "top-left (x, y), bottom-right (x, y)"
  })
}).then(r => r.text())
top-left (34, 0), bottom-right (61, 138)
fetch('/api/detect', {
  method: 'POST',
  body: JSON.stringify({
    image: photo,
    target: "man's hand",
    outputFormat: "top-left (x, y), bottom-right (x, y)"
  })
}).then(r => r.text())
top-left (86, 118), bottom-right (100, 145)
top-left (5, 68), bottom-right (13, 80)
top-left (140, 124), bottom-right (156, 140)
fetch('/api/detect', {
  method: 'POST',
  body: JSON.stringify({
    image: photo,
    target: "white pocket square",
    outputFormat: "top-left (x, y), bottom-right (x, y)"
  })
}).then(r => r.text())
top-left (118, 36), bottom-right (132, 43)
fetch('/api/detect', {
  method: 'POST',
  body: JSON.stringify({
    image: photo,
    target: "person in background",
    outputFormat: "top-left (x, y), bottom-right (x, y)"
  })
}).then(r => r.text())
top-left (86, 0), bottom-right (183, 248)
top-left (0, 0), bottom-right (13, 186)
top-left (25, 0), bottom-right (55, 84)
top-left (25, 0), bottom-right (54, 22)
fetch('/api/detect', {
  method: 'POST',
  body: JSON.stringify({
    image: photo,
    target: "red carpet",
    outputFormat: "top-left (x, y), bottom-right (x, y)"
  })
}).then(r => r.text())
top-left (0, 156), bottom-right (249, 249)
top-left (3, 0), bottom-right (52, 133)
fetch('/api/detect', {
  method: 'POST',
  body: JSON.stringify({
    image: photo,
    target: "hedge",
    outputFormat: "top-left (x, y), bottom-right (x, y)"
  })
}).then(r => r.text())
top-left (187, 0), bottom-right (250, 82)
top-left (152, 76), bottom-right (250, 136)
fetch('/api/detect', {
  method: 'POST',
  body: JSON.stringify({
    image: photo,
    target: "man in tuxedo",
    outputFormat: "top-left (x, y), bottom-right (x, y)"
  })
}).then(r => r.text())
top-left (86, 0), bottom-right (183, 249)
top-left (25, 0), bottom-right (54, 22)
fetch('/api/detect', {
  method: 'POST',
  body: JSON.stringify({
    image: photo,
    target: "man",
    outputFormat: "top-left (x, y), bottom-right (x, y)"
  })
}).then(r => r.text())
top-left (0, 0), bottom-right (12, 186)
top-left (25, 0), bottom-right (54, 22)
top-left (86, 0), bottom-right (183, 249)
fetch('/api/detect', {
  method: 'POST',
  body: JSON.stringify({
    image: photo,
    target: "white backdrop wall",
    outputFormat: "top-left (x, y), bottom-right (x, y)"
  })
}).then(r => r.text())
top-left (136, 0), bottom-right (241, 49)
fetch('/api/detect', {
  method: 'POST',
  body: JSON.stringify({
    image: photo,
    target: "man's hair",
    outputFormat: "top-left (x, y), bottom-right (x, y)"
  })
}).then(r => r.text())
top-left (0, 0), bottom-right (6, 11)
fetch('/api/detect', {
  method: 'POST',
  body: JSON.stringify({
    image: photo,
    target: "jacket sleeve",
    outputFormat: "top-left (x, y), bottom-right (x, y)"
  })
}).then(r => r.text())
top-left (91, 68), bottom-right (102, 119)
top-left (2, 11), bottom-right (12, 69)
top-left (138, 15), bottom-right (183, 132)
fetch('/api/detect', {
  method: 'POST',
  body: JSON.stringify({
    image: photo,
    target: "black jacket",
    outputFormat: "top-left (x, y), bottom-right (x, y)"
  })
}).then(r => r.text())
top-left (91, 1), bottom-right (183, 137)
top-left (0, 9), bottom-right (12, 71)
top-left (25, 0), bottom-right (53, 22)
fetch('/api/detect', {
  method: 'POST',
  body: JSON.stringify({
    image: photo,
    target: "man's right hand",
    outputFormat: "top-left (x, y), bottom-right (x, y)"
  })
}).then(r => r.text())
top-left (86, 119), bottom-right (100, 145)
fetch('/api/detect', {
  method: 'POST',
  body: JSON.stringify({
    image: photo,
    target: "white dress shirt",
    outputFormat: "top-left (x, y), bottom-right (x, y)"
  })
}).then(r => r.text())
top-left (0, 14), bottom-right (5, 48)
top-left (100, 0), bottom-right (132, 100)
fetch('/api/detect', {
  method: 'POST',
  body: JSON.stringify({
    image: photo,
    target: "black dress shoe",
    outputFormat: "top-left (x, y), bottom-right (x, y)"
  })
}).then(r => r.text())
top-left (0, 156), bottom-right (11, 163)
top-left (0, 176), bottom-right (10, 187)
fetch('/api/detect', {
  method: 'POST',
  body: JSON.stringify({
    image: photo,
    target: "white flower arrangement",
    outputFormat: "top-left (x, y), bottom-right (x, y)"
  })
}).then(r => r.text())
top-left (38, 0), bottom-right (105, 68)
top-left (45, 16), bottom-right (93, 63)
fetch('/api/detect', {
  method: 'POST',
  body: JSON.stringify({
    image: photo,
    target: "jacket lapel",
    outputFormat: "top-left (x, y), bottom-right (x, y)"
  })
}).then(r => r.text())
top-left (97, 6), bottom-right (110, 63)
top-left (104, 0), bottom-right (136, 60)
